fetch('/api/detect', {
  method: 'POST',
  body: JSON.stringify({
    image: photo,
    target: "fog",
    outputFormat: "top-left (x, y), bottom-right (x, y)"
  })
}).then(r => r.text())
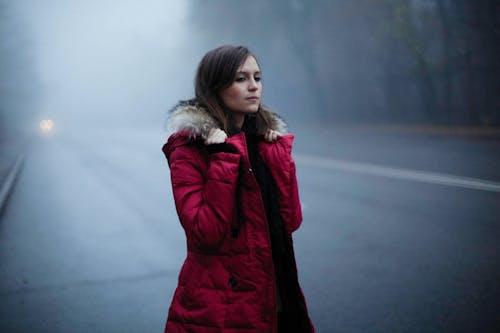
top-left (28, 0), bottom-right (190, 124)
top-left (1, 0), bottom-right (499, 138)
top-left (1, 1), bottom-right (499, 332)
top-left (2, 0), bottom-right (197, 135)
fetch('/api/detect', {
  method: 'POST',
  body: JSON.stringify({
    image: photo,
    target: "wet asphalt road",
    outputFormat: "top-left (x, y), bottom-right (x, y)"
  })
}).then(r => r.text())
top-left (0, 125), bottom-right (499, 332)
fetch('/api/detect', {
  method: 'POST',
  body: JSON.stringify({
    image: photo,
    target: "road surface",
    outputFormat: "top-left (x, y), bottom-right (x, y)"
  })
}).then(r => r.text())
top-left (0, 125), bottom-right (498, 332)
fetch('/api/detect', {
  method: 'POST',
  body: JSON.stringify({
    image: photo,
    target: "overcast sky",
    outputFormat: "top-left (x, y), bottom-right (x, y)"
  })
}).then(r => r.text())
top-left (13, 0), bottom-right (197, 130)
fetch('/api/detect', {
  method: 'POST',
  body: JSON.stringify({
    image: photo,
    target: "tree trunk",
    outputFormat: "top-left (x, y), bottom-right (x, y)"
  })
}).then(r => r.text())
top-left (395, 0), bottom-right (439, 123)
top-left (436, 0), bottom-right (452, 124)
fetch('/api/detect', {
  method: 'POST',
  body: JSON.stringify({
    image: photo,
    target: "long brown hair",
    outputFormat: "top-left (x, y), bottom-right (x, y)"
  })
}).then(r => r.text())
top-left (191, 45), bottom-right (274, 135)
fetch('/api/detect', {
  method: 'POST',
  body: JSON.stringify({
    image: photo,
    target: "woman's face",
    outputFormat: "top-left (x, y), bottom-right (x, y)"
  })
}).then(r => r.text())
top-left (220, 55), bottom-right (262, 116)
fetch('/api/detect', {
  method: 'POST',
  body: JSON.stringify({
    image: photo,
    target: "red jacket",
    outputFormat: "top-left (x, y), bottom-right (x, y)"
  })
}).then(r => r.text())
top-left (162, 104), bottom-right (314, 333)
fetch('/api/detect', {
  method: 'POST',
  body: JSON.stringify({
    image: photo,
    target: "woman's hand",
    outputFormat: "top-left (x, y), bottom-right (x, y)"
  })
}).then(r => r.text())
top-left (264, 129), bottom-right (280, 142)
top-left (205, 128), bottom-right (228, 145)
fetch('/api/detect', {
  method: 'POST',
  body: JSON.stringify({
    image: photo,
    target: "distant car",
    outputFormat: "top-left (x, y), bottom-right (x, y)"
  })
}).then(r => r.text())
top-left (39, 119), bottom-right (54, 135)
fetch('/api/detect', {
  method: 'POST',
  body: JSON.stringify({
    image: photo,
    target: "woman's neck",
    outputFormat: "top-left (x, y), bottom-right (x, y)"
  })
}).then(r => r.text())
top-left (232, 113), bottom-right (245, 130)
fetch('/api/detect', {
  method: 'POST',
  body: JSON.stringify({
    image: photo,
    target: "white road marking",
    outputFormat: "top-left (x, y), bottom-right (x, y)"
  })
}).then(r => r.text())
top-left (294, 154), bottom-right (500, 193)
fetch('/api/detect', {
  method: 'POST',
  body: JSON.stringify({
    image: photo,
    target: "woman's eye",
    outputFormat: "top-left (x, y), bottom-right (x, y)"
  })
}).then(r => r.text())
top-left (254, 76), bottom-right (261, 82)
top-left (235, 77), bottom-right (245, 82)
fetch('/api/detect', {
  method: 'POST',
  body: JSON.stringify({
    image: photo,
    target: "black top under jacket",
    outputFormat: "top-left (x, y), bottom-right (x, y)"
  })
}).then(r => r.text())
top-left (240, 115), bottom-right (312, 333)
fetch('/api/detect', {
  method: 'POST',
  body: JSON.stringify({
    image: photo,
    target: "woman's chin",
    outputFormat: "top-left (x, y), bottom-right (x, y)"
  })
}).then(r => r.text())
top-left (232, 108), bottom-right (259, 115)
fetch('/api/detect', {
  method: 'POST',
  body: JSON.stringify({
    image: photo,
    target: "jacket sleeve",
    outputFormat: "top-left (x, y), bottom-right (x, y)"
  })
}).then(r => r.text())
top-left (260, 135), bottom-right (303, 234)
top-left (168, 145), bottom-right (241, 250)
top-left (281, 156), bottom-right (302, 234)
top-left (285, 156), bottom-right (303, 233)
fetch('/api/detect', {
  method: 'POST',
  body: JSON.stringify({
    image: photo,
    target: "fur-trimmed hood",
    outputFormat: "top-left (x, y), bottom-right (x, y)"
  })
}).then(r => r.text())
top-left (166, 102), bottom-right (288, 139)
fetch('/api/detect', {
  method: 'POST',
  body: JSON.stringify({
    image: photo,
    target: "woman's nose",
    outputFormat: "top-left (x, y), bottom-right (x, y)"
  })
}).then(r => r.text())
top-left (248, 79), bottom-right (259, 91)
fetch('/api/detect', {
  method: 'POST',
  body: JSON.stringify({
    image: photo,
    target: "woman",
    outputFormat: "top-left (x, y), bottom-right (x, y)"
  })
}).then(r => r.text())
top-left (162, 45), bottom-right (314, 333)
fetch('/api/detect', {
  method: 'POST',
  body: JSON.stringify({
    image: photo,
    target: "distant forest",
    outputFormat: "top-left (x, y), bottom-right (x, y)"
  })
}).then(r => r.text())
top-left (190, 0), bottom-right (499, 125)
top-left (0, 0), bottom-right (498, 143)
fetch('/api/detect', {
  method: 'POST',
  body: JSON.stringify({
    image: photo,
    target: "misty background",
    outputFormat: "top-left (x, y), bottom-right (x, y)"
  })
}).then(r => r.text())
top-left (1, 0), bottom-right (499, 140)
top-left (1, 1), bottom-right (499, 333)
